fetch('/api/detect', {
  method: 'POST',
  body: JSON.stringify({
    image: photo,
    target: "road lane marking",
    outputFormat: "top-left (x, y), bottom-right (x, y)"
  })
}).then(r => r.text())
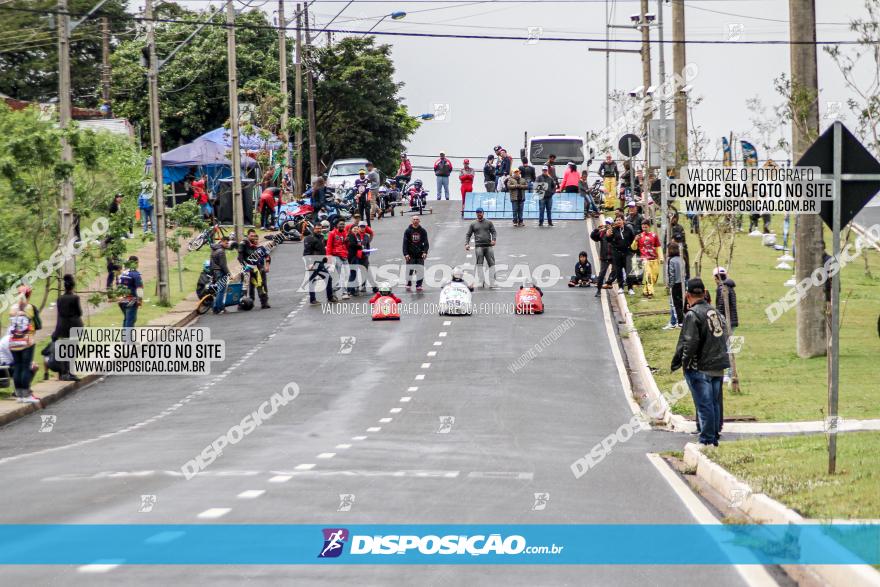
top-left (645, 453), bottom-right (778, 587)
top-left (366, 427), bottom-right (382, 432)
top-left (438, 332), bottom-right (447, 337)
top-left (389, 408), bottom-right (402, 414)
top-left (433, 341), bottom-right (442, 346)
top-left (379, 418), bottom-right (393, 423)
top-left (317, 453), bottom-right (336, 459)
top-left (144, 531), bottom-right (185, 544)
top-left (420, 363), bottom-right (431, 369)
top-left (415, 374), bottom-right (425, 380)
top-left (294, 464), bottom-right (316, 471)
top-left (443, 321), bottom-right (452, 326)
top-left (408, 386), bottom-right (419, 391)
top-left (427, 351), bottom-right (437, 357)
top-left (400, 397), bottom-right (411, 402)
top-left (335, 443), bottom-right (352, 449)
top-left (197, 508), bottom-right (231, 519)
top-left (352, 436), bottom-right (367, 441)
top-left (237, 490), bottom-right (266, 499)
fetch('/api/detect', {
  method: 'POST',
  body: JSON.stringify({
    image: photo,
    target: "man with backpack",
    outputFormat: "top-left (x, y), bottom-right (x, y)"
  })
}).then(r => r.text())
top-left (138, 188), bottom-right (155, 234)
top-left (117, 256), bottom-right (144, 338)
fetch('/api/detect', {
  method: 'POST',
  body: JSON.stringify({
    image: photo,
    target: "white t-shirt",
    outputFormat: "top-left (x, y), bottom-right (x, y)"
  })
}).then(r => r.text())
top-left (0, 334), bottom-right (13, 365)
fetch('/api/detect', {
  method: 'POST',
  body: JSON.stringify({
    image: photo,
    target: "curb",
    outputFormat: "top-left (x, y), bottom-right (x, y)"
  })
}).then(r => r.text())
top-left (683, 443), bottom-right (880, 587)
top-left (0, 299), bottom-right (199, 428)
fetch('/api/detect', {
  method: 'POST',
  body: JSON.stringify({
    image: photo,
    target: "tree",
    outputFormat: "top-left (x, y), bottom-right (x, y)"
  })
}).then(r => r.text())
top-left (0, 0), bottom-right (129, 105)
top-left (824, 0), bottom-right (880, 156)
top-left (308, 36), bottom-right (419, 177)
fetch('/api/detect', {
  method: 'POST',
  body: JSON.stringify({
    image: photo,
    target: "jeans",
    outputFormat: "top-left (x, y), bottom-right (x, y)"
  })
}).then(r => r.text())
top-left (484, 181), bottom-right (496, 192)
top-left (538, 196), bottom-right (553, 224)
top-left (684, 369), bottom-right (722, 445)
top-left (119, 301), bottom-right (138, 342)
top-left (141, 207), bottom-right (155, 233)
top-left (670, 284), bottom-right (684, 325)
top-left (511, 199), bottom-right (524, 224)
top-left (357, 197), bottom-right (371, 226)
top-left (475, 246), bottom-right (495, 286)
top-left (611, 251), bottom-right (627, 289)
top-left (11, 345), bottom-right (34, 396)
top-left (212, 271), bottom-right (227, 313)
top-left (436, 175), bottom-right (450, 200)
top-left (583, 193), bottom-right (598, 215)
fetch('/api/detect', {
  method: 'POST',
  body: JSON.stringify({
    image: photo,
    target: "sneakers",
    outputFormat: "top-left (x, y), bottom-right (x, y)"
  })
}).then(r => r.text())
top-left (19, 395), bottom-right (40, 404)
top-left (676, 324), bottom-right (683, 329)
top-left (627, 288), bottom-right (635, 296)
top-left (594, 290), bottom-right (601, 298)
top-left (416, 286), bottom-right (424, 293)
top-left (261, 303), bottom-right (271, 309)
top-left (309, 299), bottom-right (320, 305)
top-left (662, 323), bottom-right (677, 330)
top-left (341, 293), bottom-right (351, 300)
top-left (405, 286), bottom-right (412, 292)
top-left (329, 296), bottom-right (340, 303)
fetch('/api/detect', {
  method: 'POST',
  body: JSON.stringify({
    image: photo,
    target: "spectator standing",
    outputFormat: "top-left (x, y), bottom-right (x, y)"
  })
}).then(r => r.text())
top-left (7, 286), bottom-right (41, 404)
top-left (192, 174), bottom-right (212, 219)
top-left (496, 149), bottom-right (512, 191)
top-left (366, 162), bottom-right (381, 220)
top-left (465, 208), bottom-right (497, 287)
top-left (326, 219), bottom-right (351, 299)
top-left (483, 155), bottom-right (497, 192)
top-left (303, 221), bottom-right (334, 304)
top-left (713, 267), bottom-right (738, 332)
top-left (403, 216), bottom-right (429, 292)
top-left (559, 162), bottom-right (580, 193)
top-left (664, 242), bottom-right (686, 329)
top-left (310, 177), bottom-right (328, 222)
top-left (51, 274), bottom-right (83, 381)
top-left (546, 154), bottom-right (558, 182)
top-left (353, 169), bottom-right (371, 227)
top-left (137, 188), bottom-right (155, 234)
top-left (346, 224), bottom-right (365, 296)
top-left (518, 158), bottom-right (536, 191)
top-left (590, 219), bottom-right (614, 297)
top-left (434, 151), bottom-right (453, 200)
top-left (105, 193), bottom-right (125, 291)
top-left (598, 154), bottom-right (619, 210)
top-left (609, 216), bottom-right (634, 294)
top-left (210, 236), bottom-right (234, 313)
top-left (633, 219), bottom-right (662, 298)
top-left (258, 187), bottom-right (279, 229)
top-left (238, 229), bottom-right (271, 309)
top-left (534, 166), bottom-right (558, 227)
top-left (116, 256), bottom-right (144, 339)
top-left (506, 169), bottom-right (528, 227)
top-left (671, 278), bottom-right (730, 446)
top-left (459, 159), bottom-right (475, 216)
top-left (668, 212), bottom-right (690, 276)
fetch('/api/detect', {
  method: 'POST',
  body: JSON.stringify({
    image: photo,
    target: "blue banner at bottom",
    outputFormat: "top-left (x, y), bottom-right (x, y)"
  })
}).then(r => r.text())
top-left (0, 525), bottom-right (877, 565)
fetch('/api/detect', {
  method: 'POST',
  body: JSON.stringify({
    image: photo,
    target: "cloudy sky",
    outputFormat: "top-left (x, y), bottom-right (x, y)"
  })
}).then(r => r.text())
top-left (166, 0), bottom-right (872, 181)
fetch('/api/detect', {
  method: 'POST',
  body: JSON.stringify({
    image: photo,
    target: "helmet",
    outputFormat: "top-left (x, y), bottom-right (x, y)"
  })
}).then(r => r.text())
top-left (202, 260), bottom-right (211, 271)
top-left (413, 179), bottom-right (423, 187)
top-left (378, 282), bottom-right (391, 294)
top-left (523, 279), bottom-right (535, 289)
top-left (452, 266), bottom-right (463, 279)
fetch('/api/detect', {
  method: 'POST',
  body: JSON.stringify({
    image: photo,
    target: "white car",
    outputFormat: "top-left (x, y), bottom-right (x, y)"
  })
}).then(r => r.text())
top-left (438, 282), bottom-right (473, 316)
top-left (326, 158), bottom-right (370, 190)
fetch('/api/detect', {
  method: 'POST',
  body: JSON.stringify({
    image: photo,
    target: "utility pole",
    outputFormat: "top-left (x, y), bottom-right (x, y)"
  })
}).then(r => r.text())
top-left (304, 1), bottom-right (319, 183)
top-left (672, 0), bottom-right (687, 170)
top-left (57, 0), bottom-right (76, 277)
top-left (278, 0), bottom-right (290, 171)
top-left (640, 0), bottom-right (652, 137)
top-left (294, 4), bottom-right (303, 196)
top-left (657, 0), bottom-right (670, 286)
top-left (101, 16), bottom-right (111, 117)
top-left (145, 0), bottom-right (171, 305)
top-left (789, 0), bottom-right (825, 360)
top-left (226, 0), bottom-right (244, 241)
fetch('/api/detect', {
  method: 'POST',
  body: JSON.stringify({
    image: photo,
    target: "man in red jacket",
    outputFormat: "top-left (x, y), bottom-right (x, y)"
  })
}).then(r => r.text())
top-left (395, 153), bottom-right (413, 189)
top-left (325, 219), bottom-right (351, 300)
top-left (258, 187), bottom-right (279, 229)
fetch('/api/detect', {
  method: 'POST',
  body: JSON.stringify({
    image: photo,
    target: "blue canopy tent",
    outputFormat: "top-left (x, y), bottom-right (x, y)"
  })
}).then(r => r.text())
top-left (145, 138), bottom-right (258, 187)
top-left (197, 126), bottom-right (282, 151)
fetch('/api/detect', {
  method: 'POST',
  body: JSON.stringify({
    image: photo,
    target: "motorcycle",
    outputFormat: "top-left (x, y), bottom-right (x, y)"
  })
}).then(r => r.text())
top-left (438, 282), bottom-right (473, 316)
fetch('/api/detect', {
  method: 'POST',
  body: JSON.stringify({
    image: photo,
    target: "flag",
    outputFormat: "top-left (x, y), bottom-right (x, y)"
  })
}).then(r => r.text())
top-left (741, 140), bottom-right (758, 167)
top-left (722, 137), bottom-right (732, 167)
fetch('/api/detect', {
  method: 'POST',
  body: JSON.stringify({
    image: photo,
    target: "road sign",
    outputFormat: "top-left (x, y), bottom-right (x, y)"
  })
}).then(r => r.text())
top-left (796, 121), bottom-right (880, 474)
top-left (797, 122), bottom-right (880, 229)
top-left (618, 134), bottom-right (641, 158)
top-left (647, 120), bottom-right (675, 168)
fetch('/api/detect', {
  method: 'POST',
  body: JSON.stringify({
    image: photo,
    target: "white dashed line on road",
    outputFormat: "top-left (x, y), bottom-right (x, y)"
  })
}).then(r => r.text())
top-left (197, 508), bottom-right (231, 519)
top-left (389, 408), bottom-right (402, 414)
top-left (317, 453), bottom-right (336, 459)
top-left (438, 332), bottom-right (447, 337)
top-left (237, 490), bottom-right (266, 499)
top-left (433, 341), bottom-right (442, 346)
top-left (415, 374), bottom-right (425, 380)
top-left (366, 427), bottom-right (382, 432)
top-left (427, 351), bottom-right (437, 357)
top-left (420, 363), bottom-right (431, 369)
top-left (352, 436), bottom-right (367, 441)
top-left (335, 443), bottom-right (352, 449)
top-left (294, 464), bottom-right (316, 471)
top-left (400, 397), bottom-right (411, 402)
top-left (379, 418), bottom-right (392, 423)
top-left (408, 386), bottom-right (419, 391)
top-left (443, 321), bottom-right (452, 326)
top-left (268, 475), bottom-right (292, 483)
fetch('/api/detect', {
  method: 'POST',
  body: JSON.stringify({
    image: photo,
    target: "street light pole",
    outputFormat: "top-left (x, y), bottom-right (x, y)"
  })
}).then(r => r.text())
top-left (657, 0), bottom-right (670, 287)
top-left (294, 4), bottom-right (303, 196)
top-left (226, 0), bottom-right (244, 241)
top-left (278, 0), bottom-right (291, 170)
top-left (145, 0), bottom-right (171, 305)
top-left (57, 0), bottom-right (75, 278)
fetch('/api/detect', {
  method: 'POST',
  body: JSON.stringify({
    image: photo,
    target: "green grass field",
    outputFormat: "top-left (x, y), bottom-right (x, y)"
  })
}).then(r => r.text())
top-left (631, 227), bottom-right (880, 422)
top-left (707, 432), bottom-right (880, 519)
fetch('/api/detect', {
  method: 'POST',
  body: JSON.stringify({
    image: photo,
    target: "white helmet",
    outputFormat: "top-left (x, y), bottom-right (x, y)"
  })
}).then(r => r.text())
top-left (378, 282), bottom-right (391, 294)
top-left (452, 266), bottom-right (463, 279)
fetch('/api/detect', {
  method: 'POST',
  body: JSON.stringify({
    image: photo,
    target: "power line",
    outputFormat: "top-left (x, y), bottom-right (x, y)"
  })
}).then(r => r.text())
top-left (0, 4), bottom-right (862, 45)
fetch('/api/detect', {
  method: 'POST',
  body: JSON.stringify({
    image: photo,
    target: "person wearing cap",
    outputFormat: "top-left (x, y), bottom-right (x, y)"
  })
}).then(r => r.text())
top-left (465, 208), bottom-right (497, 287)
top-left (459, 159), bottom-right (475, 216)
top-left (671, 277), bottom-right (730, 446)
top-left (506, 168), bottom-right (528, 227)
top-left (534, 165), bottom-right (558, 227)
top-left (590, 219), bottom-right (615, 297)
top-left (558, 161), bottom-right (580, 193)
top-left (713, 267), bottom-right (738, 333)
top-left (326, 219), bottom-right (352, 299)
top-left (354, 168), bottom-right (372, 227)
top-left (403, 216), bottom-right (430, 292)
top-left (303, 219), bottom-right (335, 303)
top-left (495, 149), bottom-right (512, 191)
top-left (395, 152), bottom-right (413, 189)
top-left (434, 151), bottom-right (453, 200)
top-left (483, 155), bottom-right (497, 192)
top-left (518, 158), bottom-right (536, 191)
top-left (345, 215), bottom-right (374, 241)
top-left (609, 215), bottom-right (634, 293)
top-left (117, 255), bottom-right (144, 336)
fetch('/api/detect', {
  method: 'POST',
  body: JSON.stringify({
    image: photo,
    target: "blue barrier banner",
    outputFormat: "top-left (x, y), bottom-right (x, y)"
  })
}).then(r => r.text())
top-left (0, 524), bottom-right (876, 565)
top-left (463, 192), bottom-right (584, 220)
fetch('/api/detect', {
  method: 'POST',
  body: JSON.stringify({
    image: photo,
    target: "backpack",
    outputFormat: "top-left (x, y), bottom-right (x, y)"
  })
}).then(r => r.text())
top-left (8, 304), bottom-right (40, 351)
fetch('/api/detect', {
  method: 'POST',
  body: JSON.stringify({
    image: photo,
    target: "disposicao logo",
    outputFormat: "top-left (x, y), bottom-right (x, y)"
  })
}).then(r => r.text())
top-left (318, 528), bottom-right (349, 558)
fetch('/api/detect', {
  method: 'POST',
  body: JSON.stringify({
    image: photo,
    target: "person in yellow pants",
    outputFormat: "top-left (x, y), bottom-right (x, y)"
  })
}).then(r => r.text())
top-left (632, 218), bottom-right (662, 298)
top-left (602, 177), bottom-right (617, 211)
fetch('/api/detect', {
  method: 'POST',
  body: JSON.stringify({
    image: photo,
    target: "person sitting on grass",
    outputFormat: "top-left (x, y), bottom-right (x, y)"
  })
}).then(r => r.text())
top-left (568, 251), bottom-right (592, 287)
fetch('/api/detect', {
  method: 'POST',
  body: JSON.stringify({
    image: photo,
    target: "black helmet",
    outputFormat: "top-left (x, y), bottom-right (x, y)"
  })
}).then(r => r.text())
top-left (413, 179), bottom-right (423, 187)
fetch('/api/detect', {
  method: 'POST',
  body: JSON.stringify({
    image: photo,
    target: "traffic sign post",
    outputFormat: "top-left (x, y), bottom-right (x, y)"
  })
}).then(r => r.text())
top-left (798, 121), bottom-right (880, 474)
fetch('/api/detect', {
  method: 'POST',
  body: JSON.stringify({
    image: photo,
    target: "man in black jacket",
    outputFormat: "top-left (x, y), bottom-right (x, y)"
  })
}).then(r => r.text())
top-left (713, 267), bottom-right (738, 332)
top-left (609, 216), bottom-right (634, 293)
top-left (303, 222), bottom-right (334, 304)
top-left (209, 236), bottom-right (234, 314)
top-left (238, 229), bottom-right (271, 309)
top-left (483, 155), bottom-right (497, 192)
top-left (590, 220), bottom-right (615, 297)
top-left (402, 216), bottom-right (429, 292)
top-left (671, 278), bottom-right (730, 446)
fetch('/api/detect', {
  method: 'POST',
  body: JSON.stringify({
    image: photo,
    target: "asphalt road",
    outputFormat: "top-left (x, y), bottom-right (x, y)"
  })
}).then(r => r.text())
top-left (0, 201), bottom-right (763, 586)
